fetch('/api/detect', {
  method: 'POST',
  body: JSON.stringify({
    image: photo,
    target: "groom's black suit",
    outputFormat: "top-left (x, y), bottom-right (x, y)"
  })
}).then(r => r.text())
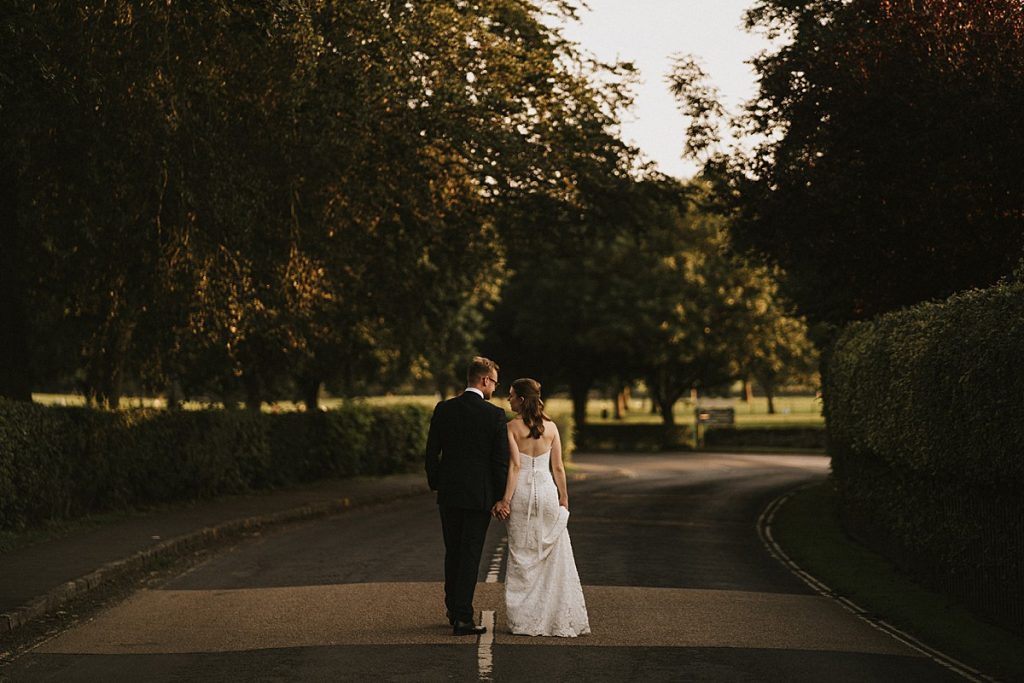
top-left (425, 390), bottom-right (509, 624)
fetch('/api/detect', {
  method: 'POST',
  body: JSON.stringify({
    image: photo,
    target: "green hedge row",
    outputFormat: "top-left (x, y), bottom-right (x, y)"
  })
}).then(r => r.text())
top-left (0, 400), bottom-right (431, 532)
top-left (824, 279), bottom-right (1024, 633)
top-left (702, 426), bottom-right (826, 450)
top-left (574, 423), bottom-right (693, 452)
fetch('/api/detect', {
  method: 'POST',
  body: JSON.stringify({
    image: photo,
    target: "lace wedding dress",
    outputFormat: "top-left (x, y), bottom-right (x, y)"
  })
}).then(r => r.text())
top-left (505, 450), bottom-right (590, 637)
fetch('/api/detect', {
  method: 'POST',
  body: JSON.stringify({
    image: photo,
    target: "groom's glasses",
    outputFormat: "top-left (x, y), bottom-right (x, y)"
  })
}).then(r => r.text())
top-left (484, 377), bottom-right (499, 388)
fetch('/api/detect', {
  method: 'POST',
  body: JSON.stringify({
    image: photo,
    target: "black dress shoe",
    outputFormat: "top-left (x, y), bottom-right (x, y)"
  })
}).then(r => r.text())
top-left (453, 620), bottom-right (486, 636)
top-left (446, 611), bottom-right (455, 626)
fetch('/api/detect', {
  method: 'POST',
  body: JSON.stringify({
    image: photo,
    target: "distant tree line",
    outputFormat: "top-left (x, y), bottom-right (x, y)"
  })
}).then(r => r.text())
top-left (1, 0), bottom-right (817, 414)
top-left (486, 178), bottom-right (816, 426)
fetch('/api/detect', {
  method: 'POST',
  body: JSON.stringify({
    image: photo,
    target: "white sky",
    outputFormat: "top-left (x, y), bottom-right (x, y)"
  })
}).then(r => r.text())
top-left (558, 0), bottom-right (771, 179)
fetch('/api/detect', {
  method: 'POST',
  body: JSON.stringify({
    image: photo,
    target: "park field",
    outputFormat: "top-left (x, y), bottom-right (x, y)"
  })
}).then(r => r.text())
top-left (32, 392), bottom-right (823, 428)
top-left (360, 394), bottom-right (823, 428)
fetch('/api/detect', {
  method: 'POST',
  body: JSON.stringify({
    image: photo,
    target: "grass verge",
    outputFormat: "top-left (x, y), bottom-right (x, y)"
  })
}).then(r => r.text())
top-left (771, 479), bottom-right (1024, 681)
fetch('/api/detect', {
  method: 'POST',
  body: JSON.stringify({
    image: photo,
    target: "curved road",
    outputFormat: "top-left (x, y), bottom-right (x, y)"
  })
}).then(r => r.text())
top-left (6, 453), bottom-right (963, 682)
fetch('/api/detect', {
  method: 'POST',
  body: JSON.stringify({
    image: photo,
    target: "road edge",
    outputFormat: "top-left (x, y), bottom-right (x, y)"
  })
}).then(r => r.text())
top-left (0, 481), bottom-right (430, 639)
top-left (757, 483), bottom-right (998, 683)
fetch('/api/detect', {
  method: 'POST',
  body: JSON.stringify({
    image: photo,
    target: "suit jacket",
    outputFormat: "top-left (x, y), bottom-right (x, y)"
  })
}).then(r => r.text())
top-left (425, 391), bottom-right (510, 510)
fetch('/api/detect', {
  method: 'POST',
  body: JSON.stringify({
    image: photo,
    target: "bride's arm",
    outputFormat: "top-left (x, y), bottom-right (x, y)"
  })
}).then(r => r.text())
top-left (551, 425), bottom-right (569, 509)
top-left (499, 424), bottom-right (521, 513)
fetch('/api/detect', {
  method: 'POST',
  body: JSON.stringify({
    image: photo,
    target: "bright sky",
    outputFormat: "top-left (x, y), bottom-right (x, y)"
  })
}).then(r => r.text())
top-left (558, 0), bottom-right (771, 179)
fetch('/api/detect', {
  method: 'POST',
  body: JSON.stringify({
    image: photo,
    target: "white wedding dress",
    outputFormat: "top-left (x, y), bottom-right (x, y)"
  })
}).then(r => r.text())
top-left (504, 450), bottom-right (590, 637)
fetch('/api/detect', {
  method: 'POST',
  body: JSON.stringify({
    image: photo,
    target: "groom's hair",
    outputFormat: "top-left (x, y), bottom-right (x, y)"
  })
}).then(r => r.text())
top-left (467, 356), bottom-right (499, 385)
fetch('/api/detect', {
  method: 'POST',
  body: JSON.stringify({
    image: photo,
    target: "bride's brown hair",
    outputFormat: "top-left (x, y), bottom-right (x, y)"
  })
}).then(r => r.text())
top-left (512, 378), bottom-right (550, 439)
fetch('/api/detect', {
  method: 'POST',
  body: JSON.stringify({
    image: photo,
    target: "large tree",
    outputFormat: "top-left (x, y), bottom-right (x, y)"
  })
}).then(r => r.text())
top-left (673, 0), bottom-right (1024, 326)
top-left (3, 0), bottom-right (642, 406)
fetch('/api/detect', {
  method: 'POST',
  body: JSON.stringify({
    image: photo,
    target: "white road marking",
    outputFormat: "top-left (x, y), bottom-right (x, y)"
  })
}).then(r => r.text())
top-left (477, 610), bottom-right (495, 681)
top-left (37, 583), bottom-right (913, 654)
top-left (485, 535), bottom-right (506, 583)
top-left (758, 485), bottom-right (996, 683)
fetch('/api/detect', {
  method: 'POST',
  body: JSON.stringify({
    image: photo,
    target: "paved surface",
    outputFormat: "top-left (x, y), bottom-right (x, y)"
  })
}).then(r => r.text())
top-left (0, 474), bottom-right (429, 635)
top-left (1, 453), bottom-right (966, 682)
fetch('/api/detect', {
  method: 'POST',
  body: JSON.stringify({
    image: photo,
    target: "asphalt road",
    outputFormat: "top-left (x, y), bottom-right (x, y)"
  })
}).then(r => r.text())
top-left (3, 453), bottom-right (964, 682)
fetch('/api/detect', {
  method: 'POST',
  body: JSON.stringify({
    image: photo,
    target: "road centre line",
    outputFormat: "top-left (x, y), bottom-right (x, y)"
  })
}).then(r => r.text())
top-left (485, 535), bottom-right (506, 584)
top-left (477, 610), bottom-right (495, 681)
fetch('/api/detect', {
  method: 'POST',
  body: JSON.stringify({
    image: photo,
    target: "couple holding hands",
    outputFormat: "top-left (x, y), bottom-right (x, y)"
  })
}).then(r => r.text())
top-left (425, 357), bottom-right (590, 638)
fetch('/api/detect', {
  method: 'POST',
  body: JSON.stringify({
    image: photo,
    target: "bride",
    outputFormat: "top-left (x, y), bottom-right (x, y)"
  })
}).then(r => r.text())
top-left (493, 378), bottom-right (590, 637)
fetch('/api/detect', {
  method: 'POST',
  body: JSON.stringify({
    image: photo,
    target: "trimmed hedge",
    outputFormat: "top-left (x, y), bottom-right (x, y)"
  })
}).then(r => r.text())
top-left (0, 400), bottom-right (432, 532)
top-left (574, 423), bottom-right (693, 452)
top-left (702, 426), bottom-right (826, 450)
top-left (824, 279), bottom-right (1024, 633)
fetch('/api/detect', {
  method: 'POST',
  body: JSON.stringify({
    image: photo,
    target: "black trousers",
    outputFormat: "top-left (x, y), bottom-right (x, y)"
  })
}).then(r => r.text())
top-left (439, 506), bottom-right (491, 623)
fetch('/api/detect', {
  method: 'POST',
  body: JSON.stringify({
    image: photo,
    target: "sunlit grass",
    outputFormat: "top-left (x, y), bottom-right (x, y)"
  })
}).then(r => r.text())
top-left (360, 394), bottom-right (822, 427)
top-left (31, 392), bottom-right (824, 427)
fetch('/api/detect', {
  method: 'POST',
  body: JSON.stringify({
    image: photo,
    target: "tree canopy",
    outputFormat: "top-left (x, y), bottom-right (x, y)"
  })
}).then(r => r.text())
top-left (1, 0), bottom-right (637, 406)
top-left (673, 0), bottom-right (1024, 326)
top-left (3, 0), bottom-right (818, 413)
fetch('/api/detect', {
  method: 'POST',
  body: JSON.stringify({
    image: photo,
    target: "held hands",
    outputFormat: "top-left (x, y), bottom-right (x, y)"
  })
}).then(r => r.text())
top-left (491, 499), bottom-right (511, 521)
top-left (491, 496), bottom-right (568, 518)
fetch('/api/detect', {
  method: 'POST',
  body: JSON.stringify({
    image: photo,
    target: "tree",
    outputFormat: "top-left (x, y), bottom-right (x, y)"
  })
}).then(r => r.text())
top-left (672, 1), bottom-right (1024, 326)
top-left (629, 186), bottom-right (748, 426)
top-left (5, 0), bottom-right (645, 408)
top-left (0, 5), bottom-right (41, 402)
top-left (731, 266), bottom-right (819, 414)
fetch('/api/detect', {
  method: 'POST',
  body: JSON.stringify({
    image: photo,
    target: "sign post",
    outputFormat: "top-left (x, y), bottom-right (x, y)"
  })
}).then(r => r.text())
top-left (694, 407), bottom-right (736, 448)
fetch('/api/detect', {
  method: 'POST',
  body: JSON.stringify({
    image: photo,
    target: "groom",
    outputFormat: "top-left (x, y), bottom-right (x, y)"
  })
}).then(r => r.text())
top-left (425, 356), bottom-right (510, 635)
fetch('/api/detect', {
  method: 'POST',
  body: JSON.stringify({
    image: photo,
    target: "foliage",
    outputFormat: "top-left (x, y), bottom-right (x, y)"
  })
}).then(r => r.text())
top-left (0, 399), bottom-right (431, 531)
top-left (731, 266), bottom-right (819, 411)
top-left (1, 0), bottom-right (637, 406)
top-left (574, 423), bottom-right (692, 453)
top-left (672, 0), bottom-right (1024, 325)
top-left (702, 426), bottom-right (825, 450)
top-left (825, 278), bottom-right (1024, 633)
top-left (627, 183), bottom-right (816, 425)
top-left (489, 177), bottom-right (817, 426)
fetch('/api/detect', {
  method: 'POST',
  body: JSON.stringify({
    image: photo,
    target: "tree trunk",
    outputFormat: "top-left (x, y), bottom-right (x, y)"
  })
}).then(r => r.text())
top-left (648, 373), bottom-right (678, 426)
top-left (612, 384), bottom-right (630, 420)
top-left (766, 386), bottom-right (776, 415)
top-left (301, 376), bottom-right (322, 412)
top-left (165, 380), bottom-right (183, 410)
top-left (243, 373), bottom-right (263, 412)
top-left (435, 379), bottom-right (451, 401)
top-left (656, 393), bottom-right (678, 426)
top-left (98, 324), bottom-right (134, 410)
top-left (81, 349), bottom-right (119, 410)
top-left (0, 159), bottom-right (33, 402)
top-left (569, 378), bottom-right (591, 428)
top-left (742, 378), bottom-right (754, 403)
top-left (99, 366), bottom-right (123, 410)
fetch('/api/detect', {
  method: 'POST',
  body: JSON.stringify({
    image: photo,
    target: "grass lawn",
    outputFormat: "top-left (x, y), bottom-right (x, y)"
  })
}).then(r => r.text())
top-left (32, 392), bottom-right (824, 428)
top-left (361, 394), bottom-right (824, 427)
top-left (772, 479), bottom-right (1024, 681)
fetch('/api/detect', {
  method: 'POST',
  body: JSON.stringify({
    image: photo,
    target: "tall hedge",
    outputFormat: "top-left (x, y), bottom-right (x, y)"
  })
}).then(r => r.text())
top-left (824, 278), bottom-right (1024, 633)
top-left (0, 401), bottom-right (432, 532)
